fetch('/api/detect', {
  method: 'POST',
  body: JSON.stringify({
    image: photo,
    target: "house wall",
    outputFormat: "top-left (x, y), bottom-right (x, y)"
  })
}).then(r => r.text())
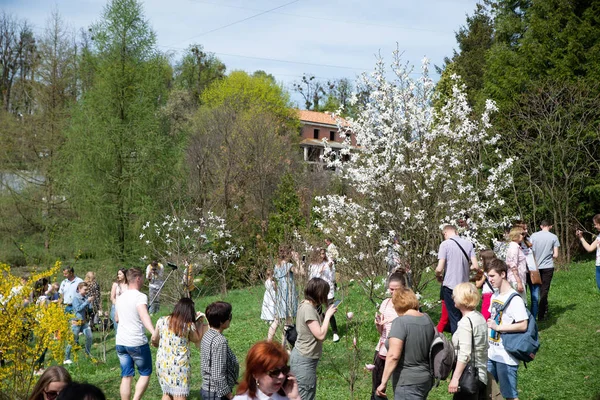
top-left (299, 122), bottom-right (356, 146)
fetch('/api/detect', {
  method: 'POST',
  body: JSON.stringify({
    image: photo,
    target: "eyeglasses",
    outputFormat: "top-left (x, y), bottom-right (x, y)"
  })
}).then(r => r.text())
top-left (44, 390), bottom-right (60, 400)
top-left (267, 365), bottom-right (290, 378)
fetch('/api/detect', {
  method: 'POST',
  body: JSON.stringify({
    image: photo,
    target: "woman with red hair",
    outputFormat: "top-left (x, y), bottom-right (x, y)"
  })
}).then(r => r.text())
top-left (234, 341), bottom-right (299, 400)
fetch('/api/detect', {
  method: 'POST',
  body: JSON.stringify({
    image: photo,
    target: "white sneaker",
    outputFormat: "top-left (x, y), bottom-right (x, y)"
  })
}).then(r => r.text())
top-left (63, 360), bottom-right (73, 365)
top-left (333, 333), bottom-right (340, 342)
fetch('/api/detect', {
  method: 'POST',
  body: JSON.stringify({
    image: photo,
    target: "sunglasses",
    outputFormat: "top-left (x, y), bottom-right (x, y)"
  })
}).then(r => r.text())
top-left (44, 390), bottom-right (60, 400)
top-left (267, 365), bottom-right (290, 378)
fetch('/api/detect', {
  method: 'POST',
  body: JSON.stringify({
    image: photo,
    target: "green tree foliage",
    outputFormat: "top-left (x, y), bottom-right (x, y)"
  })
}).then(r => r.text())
top-left (267, 172), bottom-right (305, 244)
top-left (60, 0), bottom-right (178, 260)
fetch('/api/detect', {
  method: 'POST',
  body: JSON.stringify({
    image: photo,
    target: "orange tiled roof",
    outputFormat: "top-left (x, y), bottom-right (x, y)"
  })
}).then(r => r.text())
top-left (296, 109), bottom-right (349, 126)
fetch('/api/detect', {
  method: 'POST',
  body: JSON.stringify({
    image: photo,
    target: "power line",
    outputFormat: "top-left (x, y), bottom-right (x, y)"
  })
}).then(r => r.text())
top-left (166, 0), bottom-right (301, 47)
top-left (187, 0), bottom-right (451, 35)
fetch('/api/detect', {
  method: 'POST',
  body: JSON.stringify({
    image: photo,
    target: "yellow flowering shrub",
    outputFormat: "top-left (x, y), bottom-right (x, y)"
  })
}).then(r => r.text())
top-left (0, 261), bottom-right (74, 399)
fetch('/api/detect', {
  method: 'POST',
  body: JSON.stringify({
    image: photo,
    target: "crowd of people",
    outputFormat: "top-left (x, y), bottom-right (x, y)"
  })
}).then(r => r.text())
top-left (9, 214), bottom-right (600, 400)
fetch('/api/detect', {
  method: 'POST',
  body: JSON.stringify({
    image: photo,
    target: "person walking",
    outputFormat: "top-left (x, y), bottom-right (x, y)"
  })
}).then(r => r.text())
top-left (575, 214), bottom-right (600, 290)
top-left (290, 278), bottom-right (338, 400)
top-left (530, 221), bottom-right (560, 320)
top-left (376, 288), bottom-right (435, 399)
top-left (370, 272), bottom-right (403, 400)
top-left (435, 224), bottom-right (479, 333)
top-left (200, 301), bottom-right (239, 400)
top-left (505, 228), bottom-right (527, 302)
top-left (151, 298), bottom-right (207, 400)
top-left (448, 283), bottom-right (489, 400)
top-left (274, 247), bottom-right (299, 329)
top-left (486, 259), bottom-right (528, 400)
top-left (58, 266), bottom-right (83, 314)
top-left (115, 268), bottom-right (155, 400)
top-left (64, 282), bottom-right (95, 364)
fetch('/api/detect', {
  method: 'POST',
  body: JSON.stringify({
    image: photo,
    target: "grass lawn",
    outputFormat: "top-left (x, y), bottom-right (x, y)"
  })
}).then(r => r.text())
top-left (53, 261), bottom-right (600, 399)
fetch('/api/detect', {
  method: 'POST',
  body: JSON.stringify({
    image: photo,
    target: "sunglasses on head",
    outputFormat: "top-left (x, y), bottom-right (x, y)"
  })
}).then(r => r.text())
top-left (44, 390), bottom-right (60, 400)
top-left (267, 365), bottom-right (290, 378)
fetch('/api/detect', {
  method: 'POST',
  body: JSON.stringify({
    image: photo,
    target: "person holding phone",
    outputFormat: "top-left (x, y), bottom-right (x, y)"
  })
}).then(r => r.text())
top-left (290, 278), bottom-right (338, 400)
top-left (234, 341), bottom-right (300, 400)
top-left (308, 248), bottom-right (340, 342)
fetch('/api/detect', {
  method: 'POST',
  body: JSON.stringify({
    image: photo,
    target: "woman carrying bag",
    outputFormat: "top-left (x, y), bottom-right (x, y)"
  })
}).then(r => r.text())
top-left (448, 283), bottom-right (489, 400)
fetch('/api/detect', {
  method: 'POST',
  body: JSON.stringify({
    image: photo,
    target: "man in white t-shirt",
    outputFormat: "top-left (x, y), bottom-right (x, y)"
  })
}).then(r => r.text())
top-left (115, 267), bottom-right (155, 400)
top-left (486, 259), bottom-right (528, 400)
top-left (58, 266), bottom-right (83, 314)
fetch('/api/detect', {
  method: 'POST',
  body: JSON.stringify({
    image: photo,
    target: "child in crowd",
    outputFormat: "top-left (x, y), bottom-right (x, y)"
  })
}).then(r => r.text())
top-left (261, 268), bottom-right (279, 341)
top-left (64, 282), bottom-right (95, 364)
top-left (476, 249), bottom-right (497, 320)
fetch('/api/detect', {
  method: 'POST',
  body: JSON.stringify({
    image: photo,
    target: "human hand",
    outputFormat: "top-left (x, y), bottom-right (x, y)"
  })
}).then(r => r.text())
top-left (448, 376), bottom-right (460, 393)
top-left (375, 383), bottom-right (387, 398)
top-left (283, 374), bottom-right (300, 400)
top-left (517, 283), bottom-right (524, 293)
top-left (88, 296), bottom-right (95, 302)
top-left (487, 319), bottom-right (498, 330)
top-left (575, 230), bottom-right (583, 239)
top-left (326, 303), bottom-right (338, 318)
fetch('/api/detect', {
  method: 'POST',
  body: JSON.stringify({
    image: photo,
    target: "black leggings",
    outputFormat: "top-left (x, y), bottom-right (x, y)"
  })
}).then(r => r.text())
top-left (316, 302), bottom-right (338, 334)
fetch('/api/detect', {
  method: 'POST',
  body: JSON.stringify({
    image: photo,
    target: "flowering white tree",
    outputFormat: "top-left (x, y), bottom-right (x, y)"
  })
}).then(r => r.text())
top-left (314, 50), bottom-right (513, 295)
top-left (140, 210), bottom-right (242, 296)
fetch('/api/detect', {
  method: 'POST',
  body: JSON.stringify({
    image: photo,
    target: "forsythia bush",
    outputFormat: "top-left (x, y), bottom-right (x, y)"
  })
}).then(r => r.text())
top-left (0, 261), bottom-right (74, 399)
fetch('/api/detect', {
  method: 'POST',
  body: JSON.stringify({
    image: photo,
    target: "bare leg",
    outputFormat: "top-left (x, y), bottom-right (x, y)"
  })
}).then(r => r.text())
top-left (268, 319), bottom-right (279, 341)
top-left (132, 375), bottom-right (151, 400)
top-left (173, 396), bottom-right (186, 400)
top-left (120, 377), bottom-right (133, 400)
top-left (161, 395), bottom-right (173, 400)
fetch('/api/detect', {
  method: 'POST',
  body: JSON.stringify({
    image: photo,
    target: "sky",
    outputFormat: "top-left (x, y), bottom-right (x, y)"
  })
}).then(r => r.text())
top-left (1, 0), bottom-right (480, 108)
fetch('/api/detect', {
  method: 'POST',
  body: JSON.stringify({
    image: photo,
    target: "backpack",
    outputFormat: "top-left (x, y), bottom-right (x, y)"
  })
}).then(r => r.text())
top-left (499, 293), bottom-right (540, 364)
top-left (426, 314), bottom-right (456, 385)
top-left (284, 324), bottom-right (297, 347)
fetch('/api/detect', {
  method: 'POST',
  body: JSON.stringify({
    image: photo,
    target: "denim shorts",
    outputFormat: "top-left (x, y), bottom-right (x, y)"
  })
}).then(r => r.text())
top-left (487, 359), bottom-right (518, 399)
top-left (116, 343), bottom-right (152, 377)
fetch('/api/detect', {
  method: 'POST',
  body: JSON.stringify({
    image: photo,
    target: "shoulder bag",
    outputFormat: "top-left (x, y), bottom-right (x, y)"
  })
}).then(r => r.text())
top-left (457, 317), bottom-right (479, 394)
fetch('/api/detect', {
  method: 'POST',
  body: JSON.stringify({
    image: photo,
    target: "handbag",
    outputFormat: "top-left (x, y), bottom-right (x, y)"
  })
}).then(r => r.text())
top-left (457, 317), bottom-right (479, 395)
top-left (529, 269), bottom-right (542, 285)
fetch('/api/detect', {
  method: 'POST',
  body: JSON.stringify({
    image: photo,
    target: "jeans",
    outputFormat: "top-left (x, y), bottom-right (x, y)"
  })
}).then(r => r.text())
top-left (110, 304), bottom-right (118, 332)
top-left (116, 343), bottom-right (153, 377)
top-left (487, 360), bottom-right (519, 399)
top-left (596, 266), bottom-right (600, 291)
top-left (148, 287), bottom-right (160, 314)
top-left (538, 268), bottom-right (554, 319)
top-left (526, 273), bottom-right (540, 319)
top-left (65, 322), bottom-right (93, 361)
top-left (442, 286), bottom-right (462, 334)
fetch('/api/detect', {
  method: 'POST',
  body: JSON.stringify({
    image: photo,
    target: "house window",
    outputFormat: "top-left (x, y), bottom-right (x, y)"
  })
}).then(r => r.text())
top-left (313, 129), bottom-right (319, 139)
top-left (330, 131), bottom-right (335, 141)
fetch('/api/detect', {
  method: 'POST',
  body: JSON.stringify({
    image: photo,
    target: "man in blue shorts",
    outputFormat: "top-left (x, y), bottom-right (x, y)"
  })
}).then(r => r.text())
top-left (115, 267), bottom-right (155, 400)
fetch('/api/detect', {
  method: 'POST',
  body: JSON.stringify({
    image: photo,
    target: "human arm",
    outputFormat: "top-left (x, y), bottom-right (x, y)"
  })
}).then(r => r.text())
top-left (73, 296), bottom-right (91, 314)
top-left (150, 323), bottom-right (160, 348)
top-left (435, 258), bottom-right (446, 281)
top-left (553, 246), bottom-right (559, 259)
top-left (376, 337), bottom-right (404, 397)
top-left (307, 304), bottom-right (338, 341)
top-left (211, 339), bottom-right (234, 398)
top-left (137, 303), bottom-right (155, 336)
top-left (449, 320), bottom-right (472, 393)
top-left (576, 230), bottom-right (599, 252)
top-left (110, 282), bottom-right (118, 305)
top-left (486, 318), bottom-right (527, 333)
top-left (190, 314), bottom-right (208, 345)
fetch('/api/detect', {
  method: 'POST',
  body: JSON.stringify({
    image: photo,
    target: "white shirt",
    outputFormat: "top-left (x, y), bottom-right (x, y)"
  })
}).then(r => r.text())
top-left (488, 289), bottom-right (528, 366)
top-left (146, 263), bottom-right (164, 289)
top-left (233, 389), bottom-right (289, 400)
top-left (309, 261), bottom-right (335, 299)
top-left (59, 276), bottom-right (83, 305)
top-left (115, 288), bottom-right (148, 346)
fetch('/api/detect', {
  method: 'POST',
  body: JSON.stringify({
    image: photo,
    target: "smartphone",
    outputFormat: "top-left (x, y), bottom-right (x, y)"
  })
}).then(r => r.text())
top-left (333, 299), bottom-right (342, 308)
top-left (302, 255), bottom-right (306, 262)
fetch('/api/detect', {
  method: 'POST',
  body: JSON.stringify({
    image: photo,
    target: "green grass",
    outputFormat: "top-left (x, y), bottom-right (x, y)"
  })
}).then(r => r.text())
top-left (50, 262), bottom-right (600, 399)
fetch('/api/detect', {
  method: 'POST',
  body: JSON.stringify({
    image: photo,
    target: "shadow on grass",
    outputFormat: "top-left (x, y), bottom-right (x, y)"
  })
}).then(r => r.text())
top-left (538, 303), bottom-right (577, 330)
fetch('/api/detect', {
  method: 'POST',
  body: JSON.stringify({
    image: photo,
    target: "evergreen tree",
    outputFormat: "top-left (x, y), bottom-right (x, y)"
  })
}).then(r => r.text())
top-left (267, 172), bottom-right (305, 245)
top-left (61, 0), bottom-right (178, 260)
